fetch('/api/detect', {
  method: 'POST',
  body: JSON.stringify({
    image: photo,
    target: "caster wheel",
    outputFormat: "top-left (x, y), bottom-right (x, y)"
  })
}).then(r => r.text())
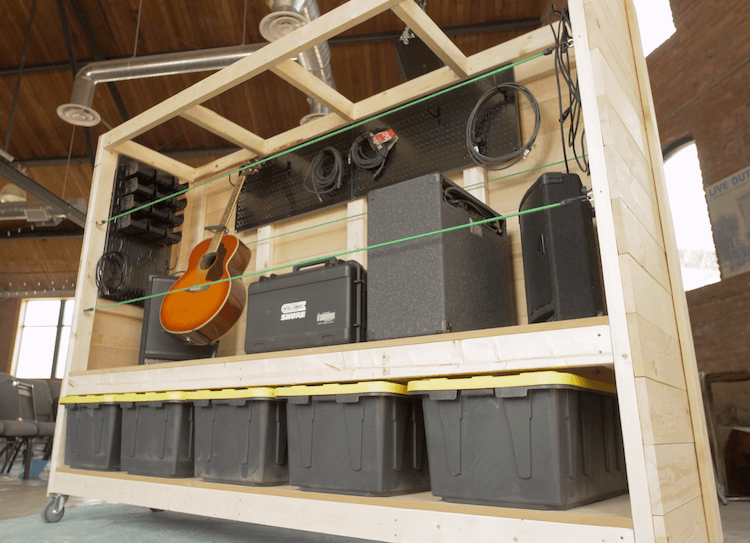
top-left (42, 500), bottom-right (65, 523)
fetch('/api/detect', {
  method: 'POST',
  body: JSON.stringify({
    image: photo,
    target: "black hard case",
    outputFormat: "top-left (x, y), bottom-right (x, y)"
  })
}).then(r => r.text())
top-left (244, 258), bottom-right (366, 354)
top-left (367, 173), bottom-right (515, 341)
top-left (518, 172), bottom-right (605, 323)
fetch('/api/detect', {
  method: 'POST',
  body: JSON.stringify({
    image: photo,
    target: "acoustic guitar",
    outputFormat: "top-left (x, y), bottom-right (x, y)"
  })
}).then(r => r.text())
top-left (159, 167), bottom-right (255, 345)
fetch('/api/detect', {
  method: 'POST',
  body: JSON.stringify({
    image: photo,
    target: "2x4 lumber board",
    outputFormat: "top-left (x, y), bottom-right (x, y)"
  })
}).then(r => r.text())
top-left (653, 496), bottom-right (710, 543)
top-left (102, 0), bottom-right (400, 149)
top-left (644, 443), bottom-right (702, 517)
top-left (611, 197), bottom-right (671, 293)
top-left (567, 1), bottom-right (657, 540)
top-left (180, 105), bottom-right (267, 155)
top-left (114, 140), bottom-right (195, 181)
top-left (49, 470), bottom-right (634, 542)
top-left (622, 0), bottom-right (722, 538)
top-left (47, 144), bottom-right (120, 492)
top-left (636, 377), bottom-right (694, 446)
top-left (193, 149), bottom-right (257, 183)
top-left (626, 312), bottom-right (686, 391)
top-left (391, 1), bottom-right (469, 78)
top-left (346, 199), bottom-right (366, 267)
top-left (64, 319), bottom-right (613, 395)
top-left (270, 60), bottom-right (355, 120)
top-left (184, 24), bottom-right (557, 181)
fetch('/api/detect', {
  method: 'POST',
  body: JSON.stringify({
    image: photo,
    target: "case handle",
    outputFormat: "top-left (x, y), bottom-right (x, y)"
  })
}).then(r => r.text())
top-left (293, 257), bottom-right (340, 273)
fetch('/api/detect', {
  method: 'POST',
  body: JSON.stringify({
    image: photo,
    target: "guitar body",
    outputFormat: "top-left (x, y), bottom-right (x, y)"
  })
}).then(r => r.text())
top-left (160, 235), bottom-right (251, 346)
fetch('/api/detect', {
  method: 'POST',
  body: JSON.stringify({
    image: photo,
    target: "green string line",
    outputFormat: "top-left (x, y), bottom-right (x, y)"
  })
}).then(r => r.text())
top-left (246, 212), bottom-right (366, 247)
top-left (85, 198), bottom-right (573, 313)
top-left (247, 155), bottom-right (586, 246)
top-left (101, 50), bottom-right (547, 225)
top-left (463, 155), bottom-right (586, 191)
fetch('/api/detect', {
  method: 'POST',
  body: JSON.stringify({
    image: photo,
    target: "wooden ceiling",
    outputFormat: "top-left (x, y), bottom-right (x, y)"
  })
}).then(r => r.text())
top-left (0, 0), bottom-right (549, 296)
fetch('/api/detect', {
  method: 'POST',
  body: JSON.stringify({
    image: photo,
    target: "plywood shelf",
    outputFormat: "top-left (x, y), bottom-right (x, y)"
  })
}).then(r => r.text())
top-left (53, 468), bottom-right (634, 542)
top-left (69, 316), bottom-right (613, 395)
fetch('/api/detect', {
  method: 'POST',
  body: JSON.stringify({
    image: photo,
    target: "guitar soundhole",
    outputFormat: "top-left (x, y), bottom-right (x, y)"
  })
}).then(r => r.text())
top-left (200, 252), bottom-right (218, 270)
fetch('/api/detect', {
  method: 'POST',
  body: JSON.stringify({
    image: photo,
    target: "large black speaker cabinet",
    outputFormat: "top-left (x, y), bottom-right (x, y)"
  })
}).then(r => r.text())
top-left (367, 173), bottom-right (515, 341)
top-left (518, 172), bottom-right (605, 324)
top-left (137, 275), bottom-right (215, 365)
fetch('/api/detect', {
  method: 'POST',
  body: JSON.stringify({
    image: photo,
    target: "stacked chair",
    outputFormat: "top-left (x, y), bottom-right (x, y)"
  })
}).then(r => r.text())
top-left (0, 373), bottom-right (57, 478)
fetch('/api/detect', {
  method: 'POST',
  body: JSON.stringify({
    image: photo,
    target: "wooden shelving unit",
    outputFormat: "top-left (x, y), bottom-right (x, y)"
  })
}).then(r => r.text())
top-left (47, 1), bottom-right (722, 541)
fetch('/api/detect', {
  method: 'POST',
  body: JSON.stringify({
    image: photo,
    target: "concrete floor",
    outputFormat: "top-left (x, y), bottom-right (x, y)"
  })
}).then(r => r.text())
top-left (1, 468), bottom-right (749, 542)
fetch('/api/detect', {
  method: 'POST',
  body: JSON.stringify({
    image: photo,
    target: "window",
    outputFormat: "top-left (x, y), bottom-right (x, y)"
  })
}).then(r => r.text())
top-left (663, 142), bottom-right (720, 291)
top-left (632, 0), bottom-right (677, 56)
top-left (12, 299), bottom-right (74, 379)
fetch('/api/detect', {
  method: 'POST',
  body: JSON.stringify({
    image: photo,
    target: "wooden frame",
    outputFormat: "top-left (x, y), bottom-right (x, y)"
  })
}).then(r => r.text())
top-left (48, 1), bottom-right (722, 542)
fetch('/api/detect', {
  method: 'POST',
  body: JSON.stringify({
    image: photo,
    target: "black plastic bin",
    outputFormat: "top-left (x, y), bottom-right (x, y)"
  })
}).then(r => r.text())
top-left (408, 371), bottom-right (627, 509)
top-left (61, 394), bottom-right (121, 471)
top-left (277, 381), bottom-right (430, 497)
top-left (119, 392), bottom-right (194, 477)
top-left (190, 387), bottom-right (288, 486)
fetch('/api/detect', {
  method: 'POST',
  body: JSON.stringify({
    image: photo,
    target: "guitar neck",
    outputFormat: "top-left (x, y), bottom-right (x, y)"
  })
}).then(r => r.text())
top-left (207, 174), bottom-right (247, 254)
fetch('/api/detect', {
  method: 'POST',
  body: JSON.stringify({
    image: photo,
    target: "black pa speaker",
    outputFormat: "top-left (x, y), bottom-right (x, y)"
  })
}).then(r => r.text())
top-left (518, 172), bottom-right (605, 323)
top-left (367, 173), bottom-right (515, 341)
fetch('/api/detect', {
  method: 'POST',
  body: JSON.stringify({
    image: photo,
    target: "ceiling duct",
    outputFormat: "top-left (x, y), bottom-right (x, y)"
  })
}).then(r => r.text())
top-left (0, 197), bottom-right (87, 228)
top-left (260, 0), bottom-right (336, 124)
top-left (57, 44), bottom-right (266, 127)
top-left (58, 0), bottom-right (337, 128)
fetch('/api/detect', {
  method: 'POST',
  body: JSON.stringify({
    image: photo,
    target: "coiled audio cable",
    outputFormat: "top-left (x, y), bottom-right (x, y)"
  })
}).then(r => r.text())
top-left (466, 81), bottom-right (541, 171)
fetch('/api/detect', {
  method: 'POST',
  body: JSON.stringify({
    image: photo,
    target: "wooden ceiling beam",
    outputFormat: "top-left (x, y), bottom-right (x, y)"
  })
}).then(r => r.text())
top-left (270, 60), bottom-right (355, 121)
top-left (391, 1), bottom-right (469, 78)
top-left (180, 106), bottom-right (268, 155)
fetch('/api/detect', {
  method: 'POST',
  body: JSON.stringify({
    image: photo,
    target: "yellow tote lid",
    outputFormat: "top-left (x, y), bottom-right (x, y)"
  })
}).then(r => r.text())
top-left (184, 388), bottom-right (276, 400)
top-left (407, 371), bottom-right (616, 395)
top-left (60, 394), bottom-right (118, 404)
top-left (277, 381), bottom-right (407, 397)
top-left (115, 391), bottom-right (190, 402)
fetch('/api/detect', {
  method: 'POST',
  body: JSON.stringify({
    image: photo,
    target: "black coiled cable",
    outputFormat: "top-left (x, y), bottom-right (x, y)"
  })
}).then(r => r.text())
top-left (303, 146), bottom-right (345, 202)
top-left (466, 81), bottom-right (541, 170)
top-left (95, 251), bottom-right (130, 296)
top-left (349, 133), bottom-right (391, 179)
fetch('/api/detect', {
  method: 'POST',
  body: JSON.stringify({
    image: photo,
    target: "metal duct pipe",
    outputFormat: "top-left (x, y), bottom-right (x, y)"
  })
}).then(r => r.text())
top-left (57, 43), bottom-right (266, 127)
top-left (261, 0), bottom-right (336, 124)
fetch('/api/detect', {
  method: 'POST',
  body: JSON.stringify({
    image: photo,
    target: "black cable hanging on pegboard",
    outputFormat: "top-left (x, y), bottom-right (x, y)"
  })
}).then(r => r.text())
top-left (303, 146), bottom-right (346, 202)
top-left (466, 81), bottom-right (540, 170)
top-left (548, 6), bottom-right (589, 175)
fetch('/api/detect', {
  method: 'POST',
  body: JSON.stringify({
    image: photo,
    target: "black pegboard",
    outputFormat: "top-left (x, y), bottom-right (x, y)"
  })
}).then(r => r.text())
top-left (97, 158), bottom-right (184, 305)
top-left (236, 67), bottom-right (520, 232)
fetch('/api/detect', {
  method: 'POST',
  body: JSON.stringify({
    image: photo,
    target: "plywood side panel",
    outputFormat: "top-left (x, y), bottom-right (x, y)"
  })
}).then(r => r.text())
top-left (653, 497), bottom-right (710, 543)
top-left (636, 377), bottom-right (694, 446)
top-left (611, 198), bottom-right (671, 292)
top-left (619, 254), bottom-right (678, 340)
top-left (606, 145), bottom-right (662, 244)
top-left (580, 0), bottom-right (639, 104)
top-left (626, 312), bottom-right (686, 391)
top-left (644, 443), bottom-right (702, 517)
top-left (621, 0), bottom-right (722, 537)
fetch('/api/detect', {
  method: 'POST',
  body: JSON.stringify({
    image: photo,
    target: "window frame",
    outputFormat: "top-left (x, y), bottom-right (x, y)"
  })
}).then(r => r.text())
top-left (10, 297), bottom-right (74, 379)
